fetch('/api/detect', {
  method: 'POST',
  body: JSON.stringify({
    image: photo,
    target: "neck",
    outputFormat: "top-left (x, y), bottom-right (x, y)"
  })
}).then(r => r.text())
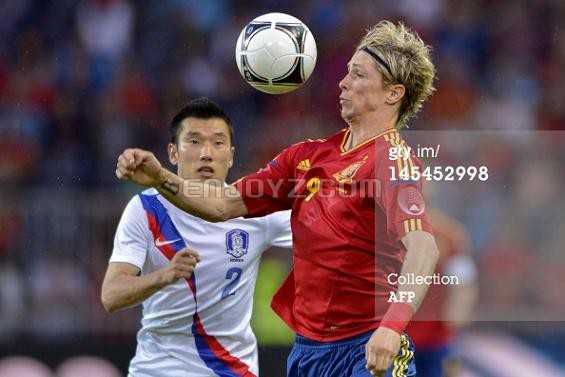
top-left (344, 112), bottom-right (397, 150)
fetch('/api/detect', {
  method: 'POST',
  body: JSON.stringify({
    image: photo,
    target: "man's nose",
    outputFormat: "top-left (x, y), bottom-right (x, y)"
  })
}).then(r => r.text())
top-left (199, 143), bottom-right (213, 161)
top-left (339, 75), bottom-right (349, 91)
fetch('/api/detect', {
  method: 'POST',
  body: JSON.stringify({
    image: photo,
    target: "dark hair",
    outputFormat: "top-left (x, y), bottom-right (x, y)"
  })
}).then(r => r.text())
top-left (170, 97), bottom-right (234, 145)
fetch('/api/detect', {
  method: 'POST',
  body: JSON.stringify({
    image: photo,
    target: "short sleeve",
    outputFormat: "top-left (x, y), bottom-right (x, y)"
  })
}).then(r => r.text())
top-left (376, 152), bottom-right (432, 240)
top-left (266, 210), bottom-right (293, 249)
top-left (233, 145), bottom-right (299, 218)
top-left (109, 196), bottom-right (151, 269)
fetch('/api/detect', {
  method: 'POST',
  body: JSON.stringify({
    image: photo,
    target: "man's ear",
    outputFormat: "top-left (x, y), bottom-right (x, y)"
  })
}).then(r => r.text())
top-left (228, 146), bottom-right (235, 168)
top-left (385, 84), bottom-right (406, 106)
top-left (168, 143), bottom-right (178, 165)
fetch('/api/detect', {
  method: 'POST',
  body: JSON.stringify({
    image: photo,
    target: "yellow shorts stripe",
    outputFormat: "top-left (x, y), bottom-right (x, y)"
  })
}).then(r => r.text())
top-left (392, 335), bottom-right (412, 377)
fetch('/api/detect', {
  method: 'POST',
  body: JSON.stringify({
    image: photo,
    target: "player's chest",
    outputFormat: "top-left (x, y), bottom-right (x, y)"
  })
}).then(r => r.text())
top-left (149, 217), bottom-right (267, 268)
top-left (292, 151), bottom-right (375, 204)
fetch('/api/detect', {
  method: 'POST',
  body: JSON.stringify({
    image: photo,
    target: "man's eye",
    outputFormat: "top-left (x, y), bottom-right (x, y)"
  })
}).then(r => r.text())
top-left (188, 140), bottom-right (199, 144)
top-left (215, 141), bottom-right (225, 146)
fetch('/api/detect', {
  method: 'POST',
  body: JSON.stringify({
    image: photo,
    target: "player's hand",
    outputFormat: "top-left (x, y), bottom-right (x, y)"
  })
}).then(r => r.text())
top-left (116, 148), bottom-right (163, 187)
top-left (161, 248), bottom-right (201, 284)
top-left (365, 326), bottom-right (401, 376)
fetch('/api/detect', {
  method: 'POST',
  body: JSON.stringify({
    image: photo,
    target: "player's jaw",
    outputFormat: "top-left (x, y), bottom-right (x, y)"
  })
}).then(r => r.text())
top-left (339, 95), bottom-right (351, 115)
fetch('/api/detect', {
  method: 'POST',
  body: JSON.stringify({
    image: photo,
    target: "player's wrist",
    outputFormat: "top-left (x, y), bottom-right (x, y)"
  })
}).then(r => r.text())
top-left (153, 167), bottom-right (167, 187)
top-left (380, 302), bottom-right (414, 335)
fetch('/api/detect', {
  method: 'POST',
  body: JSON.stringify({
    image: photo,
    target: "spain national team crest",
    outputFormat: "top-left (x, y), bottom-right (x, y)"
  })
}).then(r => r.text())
top-left (226, 229), bottom-right (249, 258)
top-left (332, 156), bottom-right (368, 184)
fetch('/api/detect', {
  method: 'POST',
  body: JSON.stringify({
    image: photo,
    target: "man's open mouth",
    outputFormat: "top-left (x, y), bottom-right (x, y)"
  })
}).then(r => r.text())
top-left (198, 167), bottom-right (215, 174)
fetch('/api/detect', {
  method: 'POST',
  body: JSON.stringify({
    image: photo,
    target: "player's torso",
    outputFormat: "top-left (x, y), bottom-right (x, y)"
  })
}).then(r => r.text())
top-left (140, 192), bottom-right (271, 332)
top-left (290, 129), bottom-right (378, 259)
top-left (134, 191), bottom-right (272, 375)
top-left (286, 129), bottom-right (417, 339)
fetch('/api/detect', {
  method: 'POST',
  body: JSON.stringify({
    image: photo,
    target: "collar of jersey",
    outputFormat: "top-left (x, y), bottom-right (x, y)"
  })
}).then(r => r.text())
top-left (339, 128), bottom-right (398, 154)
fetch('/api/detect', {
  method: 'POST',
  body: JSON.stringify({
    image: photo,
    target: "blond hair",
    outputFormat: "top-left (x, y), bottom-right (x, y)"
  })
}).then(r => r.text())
top-left (357, 21), bottom-right (436, 128)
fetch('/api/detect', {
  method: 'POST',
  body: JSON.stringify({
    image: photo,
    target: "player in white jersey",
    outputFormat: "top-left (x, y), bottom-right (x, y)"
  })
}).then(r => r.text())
top-left (101, 98), bottom-right (292, 377)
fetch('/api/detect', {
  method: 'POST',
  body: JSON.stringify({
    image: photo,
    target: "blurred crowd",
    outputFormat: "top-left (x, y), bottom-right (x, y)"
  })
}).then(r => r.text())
top-left (0, 0), bottom-right (564, 348)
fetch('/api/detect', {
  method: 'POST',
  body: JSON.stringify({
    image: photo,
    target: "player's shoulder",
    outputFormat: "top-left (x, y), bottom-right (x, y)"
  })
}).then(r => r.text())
top-left (288, 128), bottom-right (345, 154)
top-left (123, 188), bottom-right (157, 206)
top-left (272, 133), bottom-right (335, 167)
top-left (286, 136), bottom-right (328, 152)
top-left (374, 129), bottom-right (404, 149)
top-left (118, 189), bottom-right (158, 223)
top-left (128, 188), bottom-right (172, 215)
top-left (375, 129), bottom-right (424, 162)
top-left (134, 188), bottom-right (161, 206)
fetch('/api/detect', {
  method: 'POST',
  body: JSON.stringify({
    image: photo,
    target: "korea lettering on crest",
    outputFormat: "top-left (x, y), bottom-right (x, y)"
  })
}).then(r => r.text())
top-left (226, 229), bottom-right (249, 258)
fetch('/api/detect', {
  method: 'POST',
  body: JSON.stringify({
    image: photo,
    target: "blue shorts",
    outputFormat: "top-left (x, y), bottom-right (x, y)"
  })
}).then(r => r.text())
top-left (287, 331), bottom-right (416, 377)
top-left (413, 344), bottom-right (451, 377)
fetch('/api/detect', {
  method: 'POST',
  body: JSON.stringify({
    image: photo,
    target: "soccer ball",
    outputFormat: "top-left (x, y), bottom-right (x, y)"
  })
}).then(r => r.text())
top-left (235, 13), bottom-right (317, 94)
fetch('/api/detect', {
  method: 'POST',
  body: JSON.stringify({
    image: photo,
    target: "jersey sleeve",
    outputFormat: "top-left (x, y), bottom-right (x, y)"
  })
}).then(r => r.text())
top-left (109, 195), bottom-right (151, 269)
top-left (376, 152), bottom-right (433, 241)
top-left (233, 144), bottom-right (299, 218)
top-left (266, 210), bottom-right (293, 249)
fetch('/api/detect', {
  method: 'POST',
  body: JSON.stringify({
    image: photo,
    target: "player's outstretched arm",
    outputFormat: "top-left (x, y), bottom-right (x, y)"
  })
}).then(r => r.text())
top-left (101, 248), bottom-right (200, 313)
top-left (365, 230), bottom-right (439, 375)
top-left (115, 148), bottom-right (248, 222)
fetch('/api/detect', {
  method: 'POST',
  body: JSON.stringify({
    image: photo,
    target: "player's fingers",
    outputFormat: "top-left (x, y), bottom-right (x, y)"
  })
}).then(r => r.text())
top-left (116, 165), bottom-right (134, 179)
top-left (116, 166), bottom-right (135, 179)
top-left (116, 159), bottom-right (135, 174)
top-left (178, 265), bottom-right (195, 278)
top-left (122, 149), bottom-right (137, 165)
top-left (178, 248), bottom-right (201, 261)
top-left (132, 148), bottom-right (149, 165)
top-left (176, 258), bottom-right (198, 270)
top-left (373, 354), bottom-right (393, 375)
top-left (366, 369), bottom-right (384, 377)
top-left (117, 154), bottom-right (136, 171)
top-left (365, 348), bottom-right (377, 373)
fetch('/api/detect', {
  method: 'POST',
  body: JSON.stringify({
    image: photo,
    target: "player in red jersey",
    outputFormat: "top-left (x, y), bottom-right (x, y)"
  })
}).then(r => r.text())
top-left (116, 21), bottom-right (439, 377)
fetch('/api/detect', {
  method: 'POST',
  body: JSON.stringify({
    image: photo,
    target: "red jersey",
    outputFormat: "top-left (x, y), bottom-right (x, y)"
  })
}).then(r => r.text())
top-left (234, 128), bottom-right (432, 341)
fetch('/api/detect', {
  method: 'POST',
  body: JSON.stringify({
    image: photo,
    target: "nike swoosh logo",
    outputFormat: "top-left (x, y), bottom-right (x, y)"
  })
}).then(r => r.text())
top-left (155, 238), bottom-right (181, 247)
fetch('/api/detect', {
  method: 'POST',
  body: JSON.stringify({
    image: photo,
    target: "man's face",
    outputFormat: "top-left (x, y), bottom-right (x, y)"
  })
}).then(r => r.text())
top-left (338, 50), bottom-right (388, 122)
top-left (168, 117), bottom-right (234, 182)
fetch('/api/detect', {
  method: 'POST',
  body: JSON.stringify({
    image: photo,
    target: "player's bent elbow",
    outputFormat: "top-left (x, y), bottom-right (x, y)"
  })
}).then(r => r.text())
top-left (101, 296), bottom-right (114, 313)
top-left (101, 293), bottom-right (116, 313)
top-left (100, 287), bottom-right (122, 313)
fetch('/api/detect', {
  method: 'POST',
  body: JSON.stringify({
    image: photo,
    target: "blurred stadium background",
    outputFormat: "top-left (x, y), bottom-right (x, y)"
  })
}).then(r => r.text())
top-left (0, 0), bottom-right (564, 376)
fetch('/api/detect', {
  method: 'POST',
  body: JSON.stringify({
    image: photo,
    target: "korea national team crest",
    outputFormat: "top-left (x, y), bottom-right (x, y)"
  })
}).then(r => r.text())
top-left (226, 229), bottom-right (249, 258)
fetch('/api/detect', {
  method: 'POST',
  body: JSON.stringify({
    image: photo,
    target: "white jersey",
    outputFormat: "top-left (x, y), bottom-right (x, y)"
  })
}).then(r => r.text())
top-left (109, 188), bottom-right (292, 377)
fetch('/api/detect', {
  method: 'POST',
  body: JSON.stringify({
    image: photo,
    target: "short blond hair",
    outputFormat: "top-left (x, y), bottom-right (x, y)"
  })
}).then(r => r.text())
top-left (357, 21), bottom-right (436, 128)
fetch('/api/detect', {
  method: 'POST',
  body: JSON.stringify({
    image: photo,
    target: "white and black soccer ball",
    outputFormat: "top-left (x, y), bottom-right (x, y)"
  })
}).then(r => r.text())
top-left (235, 12), bottom-right (317, 94)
